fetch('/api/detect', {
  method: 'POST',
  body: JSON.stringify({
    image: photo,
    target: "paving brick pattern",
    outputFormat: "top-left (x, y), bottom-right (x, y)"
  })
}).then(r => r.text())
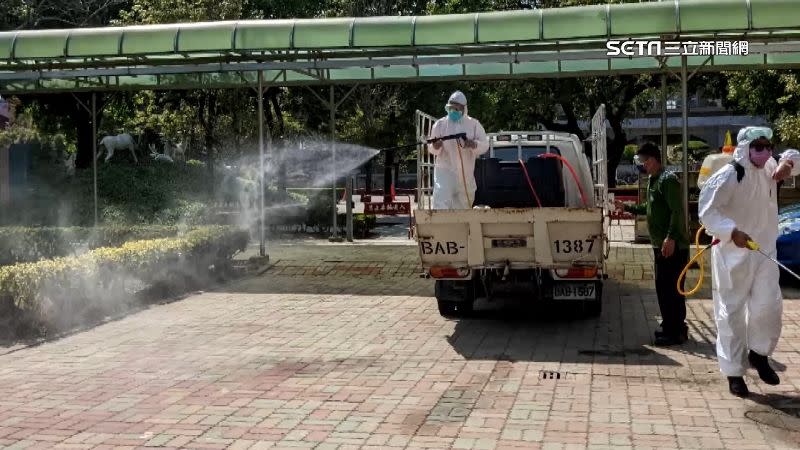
top-left (1, 241), bottom-right (800, 449)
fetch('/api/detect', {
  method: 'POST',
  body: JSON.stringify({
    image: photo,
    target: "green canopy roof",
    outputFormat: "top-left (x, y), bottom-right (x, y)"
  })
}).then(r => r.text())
top-left (2, 0), bottom-right (800, 93)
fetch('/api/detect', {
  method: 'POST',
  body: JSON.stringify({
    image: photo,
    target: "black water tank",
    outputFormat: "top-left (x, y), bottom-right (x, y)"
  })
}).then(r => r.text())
top-left (473, 155), bottom-right (565, 208)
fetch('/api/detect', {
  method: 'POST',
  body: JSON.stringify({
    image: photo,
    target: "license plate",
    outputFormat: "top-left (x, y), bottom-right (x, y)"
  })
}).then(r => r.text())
top-left (553, 283), bottom-right (595, 300)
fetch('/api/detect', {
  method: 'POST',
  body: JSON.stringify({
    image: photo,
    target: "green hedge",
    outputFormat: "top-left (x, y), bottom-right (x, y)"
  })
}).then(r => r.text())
top-left (300, 190), bottom-right (378, 235)
top-left (0, 226), bottom-right (249, 332)
top-left (0, 225), bottom-right (192, 266)
top-left (353, 213), bottom-right (377, 238)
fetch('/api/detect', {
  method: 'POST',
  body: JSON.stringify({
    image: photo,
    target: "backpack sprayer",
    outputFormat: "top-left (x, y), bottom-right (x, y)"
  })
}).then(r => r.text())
top-left (678, 226), bottom-right (800, 296)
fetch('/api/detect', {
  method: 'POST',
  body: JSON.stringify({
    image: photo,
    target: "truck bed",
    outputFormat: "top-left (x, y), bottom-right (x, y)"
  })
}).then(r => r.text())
top-left (414, 207), bottom-right (606, 273)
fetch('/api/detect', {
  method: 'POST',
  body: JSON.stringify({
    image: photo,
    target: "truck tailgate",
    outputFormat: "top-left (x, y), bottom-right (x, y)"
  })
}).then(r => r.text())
top-left (414, 207), bottom-right (605, 270)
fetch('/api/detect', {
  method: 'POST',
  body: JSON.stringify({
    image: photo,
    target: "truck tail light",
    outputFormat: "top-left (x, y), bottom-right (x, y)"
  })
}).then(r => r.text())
top-left (429, 266), bottom-right (470, 278)
top-left (555, 267), bottom-right (598, 279)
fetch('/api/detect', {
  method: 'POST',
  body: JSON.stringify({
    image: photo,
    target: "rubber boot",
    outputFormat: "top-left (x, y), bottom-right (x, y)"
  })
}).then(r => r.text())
top-left (749, 350), bottom-right (780, 385)
top-left (728, 377), bottom-right (749, 397)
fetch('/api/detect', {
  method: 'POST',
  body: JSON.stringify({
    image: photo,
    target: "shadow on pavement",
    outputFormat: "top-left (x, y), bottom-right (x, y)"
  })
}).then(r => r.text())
top-left (216, 273), bottom-right (433, 297)
top-left (442, 306), bottom-right (686, 366)
top-left (745, 393), bottom-right (800, 438)
top-left (214, 272), bottom-right (727, 367)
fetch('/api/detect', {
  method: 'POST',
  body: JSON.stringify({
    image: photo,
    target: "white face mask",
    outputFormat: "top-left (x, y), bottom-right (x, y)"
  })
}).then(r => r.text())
top-left (445, 105), bottom-right (464, 122)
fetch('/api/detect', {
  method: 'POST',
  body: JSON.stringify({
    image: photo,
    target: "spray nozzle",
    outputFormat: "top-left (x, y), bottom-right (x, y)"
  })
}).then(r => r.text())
top-left (747, 240), bottom-right (760, 251)
top-left (429, 132), bottom-right (467, 143)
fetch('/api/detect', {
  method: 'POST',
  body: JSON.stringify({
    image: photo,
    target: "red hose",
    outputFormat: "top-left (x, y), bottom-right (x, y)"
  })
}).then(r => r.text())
top-left (518, 159), bottom-right (543, 208)
top-left (538, 153), bottom-right (589, 207)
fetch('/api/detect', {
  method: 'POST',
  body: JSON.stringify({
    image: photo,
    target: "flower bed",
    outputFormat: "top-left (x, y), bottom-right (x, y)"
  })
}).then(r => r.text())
top-left (0, 225), bottom-right (190, 266)
top-left (0, 226), bottom-right (249, 336)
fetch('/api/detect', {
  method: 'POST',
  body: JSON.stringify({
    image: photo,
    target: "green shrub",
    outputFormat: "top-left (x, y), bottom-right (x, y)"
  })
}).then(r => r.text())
top-left (0, 226), bottom-right (249, 331)
top-left (668, 140), bottom-right (711, 163)
top-left (352, 213), bottom-right (377, 237)
top-left (152, 200), bottom-right (212, 226)
top-left (263, 188), bottom-right (308, 207)
top-left (623, 144), bottom-right (638, 162)
top-left (0, 225), bottom-right (193, 265)
top-left (305, 190), bottom-right (336, 232)
top-left (299, 190), bottom-right (379, 236)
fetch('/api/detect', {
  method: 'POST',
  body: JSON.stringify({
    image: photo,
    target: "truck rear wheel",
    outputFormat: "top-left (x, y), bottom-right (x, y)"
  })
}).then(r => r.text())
top-left (435, 279), bottom-right (475, 318)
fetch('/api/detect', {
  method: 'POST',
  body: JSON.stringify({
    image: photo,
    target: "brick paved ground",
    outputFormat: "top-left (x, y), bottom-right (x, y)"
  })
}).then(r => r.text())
top-left (2, 239), bottom-right (800, 449)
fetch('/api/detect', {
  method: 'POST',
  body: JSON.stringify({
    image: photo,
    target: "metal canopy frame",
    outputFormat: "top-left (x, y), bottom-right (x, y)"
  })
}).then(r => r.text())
top-left (4, 1), bottom-right (800, 247)
top-left (5, 39), bottom-right (800, 93)
top-left (2, 0), bottom-right (800, 91)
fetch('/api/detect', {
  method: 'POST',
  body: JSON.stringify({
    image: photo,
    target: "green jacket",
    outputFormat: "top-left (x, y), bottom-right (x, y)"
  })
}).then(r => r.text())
top-left (624, 170), bottom-right (689, 249)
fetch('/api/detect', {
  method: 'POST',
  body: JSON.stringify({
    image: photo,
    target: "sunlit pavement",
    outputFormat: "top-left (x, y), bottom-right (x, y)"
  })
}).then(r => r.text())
top-left (2, 232), bottom-right (800, 449)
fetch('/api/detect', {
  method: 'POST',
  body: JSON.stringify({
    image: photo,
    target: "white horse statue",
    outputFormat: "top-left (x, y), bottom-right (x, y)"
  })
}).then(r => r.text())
top-left (149, 144), bottom-right (174, 163)
top-left (64, 152), bottom-right (76, 176)
top-left (164, 139), bottom-right (186, 162)
top-left (98, 133), bottom-right (138, 163)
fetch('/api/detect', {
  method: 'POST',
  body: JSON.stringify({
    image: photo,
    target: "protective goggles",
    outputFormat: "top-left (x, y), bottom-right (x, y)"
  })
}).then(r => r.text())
top-left (444, 104), bottom-right (464, 112)
top-left (741, 126), bottom-right (773, 142)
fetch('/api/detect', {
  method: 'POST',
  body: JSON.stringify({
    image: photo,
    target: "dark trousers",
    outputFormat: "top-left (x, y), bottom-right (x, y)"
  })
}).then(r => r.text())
top-left (653, 247), bottom-right (689, 335)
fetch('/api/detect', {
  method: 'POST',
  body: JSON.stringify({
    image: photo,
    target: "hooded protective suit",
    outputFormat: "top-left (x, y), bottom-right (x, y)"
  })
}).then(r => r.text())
top-left (428, 91), bottom-right (490, 209)
top-left (698, 127), bottom-right (800, 376)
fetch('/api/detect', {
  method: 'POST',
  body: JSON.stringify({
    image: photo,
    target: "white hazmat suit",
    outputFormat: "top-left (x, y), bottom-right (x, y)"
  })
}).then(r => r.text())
top-left (428, 91), bottom-right (490, 209)
top-left (698, 127), bottom-right (800, 377)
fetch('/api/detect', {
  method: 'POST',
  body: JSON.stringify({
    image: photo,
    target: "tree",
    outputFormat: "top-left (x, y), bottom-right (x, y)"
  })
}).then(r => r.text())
top-left (1, 0), bottom-right (136, 169)
top-left (117, 0), bottom-right (242, 23)
top-left (1, 0), bottom-right (130, 29)
top-left (726, 70), bottom-right (800, 148)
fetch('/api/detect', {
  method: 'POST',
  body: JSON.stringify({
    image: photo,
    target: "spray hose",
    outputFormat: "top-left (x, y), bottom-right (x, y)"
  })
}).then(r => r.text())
top-left (675, 227), bottom-right (780, 296)
top-left (677, 226), bottom-right (799, 295)
top-left (537, 153), bottom-right (589, 207)
top-left (456, 141), bottom-right (472, 207)
top-left (677, 226), bottom-right (720, 296)
top-left (518, 159), bottom-right (543, 208)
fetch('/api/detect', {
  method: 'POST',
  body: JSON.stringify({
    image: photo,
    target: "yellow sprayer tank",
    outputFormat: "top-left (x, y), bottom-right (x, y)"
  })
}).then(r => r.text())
top-left (697, 131), bottom-right (735, 189)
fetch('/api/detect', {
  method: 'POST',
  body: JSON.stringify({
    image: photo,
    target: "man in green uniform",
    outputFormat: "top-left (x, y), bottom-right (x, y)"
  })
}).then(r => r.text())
top-left (615, 142), bottom-right (690, 346)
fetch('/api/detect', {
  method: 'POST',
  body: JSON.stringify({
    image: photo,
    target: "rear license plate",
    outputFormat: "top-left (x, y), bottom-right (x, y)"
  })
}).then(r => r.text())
top-left (553, 283), bottom-right (595, 300)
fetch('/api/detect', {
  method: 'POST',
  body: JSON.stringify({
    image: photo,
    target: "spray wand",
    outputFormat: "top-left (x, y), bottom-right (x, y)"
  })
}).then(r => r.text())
top-left (378, 133), bottom-right (468, 152)
top-left (746, 240), bottom-right (800, 282)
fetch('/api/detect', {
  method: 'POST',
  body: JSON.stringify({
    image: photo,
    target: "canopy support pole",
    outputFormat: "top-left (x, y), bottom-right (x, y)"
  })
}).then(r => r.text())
top-left (92, 92), bottom-right (98, 227)
top-left (322, 84), bottom-right (359, 242)
top-left (661, 74), bottom-right (668, 155)
top-left (257, 70), bottom-right (267, 257)
top-left (73, 93), bottom-right (99, 227)
top-left (681, 55), bottom-right (690, 237)
top-left (346, 174), bottom-right (354, 242)
top-left (329, 86), bottom-right (342, 242)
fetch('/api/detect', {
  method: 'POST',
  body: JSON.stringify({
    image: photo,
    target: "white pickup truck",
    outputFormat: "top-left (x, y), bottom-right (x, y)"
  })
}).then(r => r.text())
top-left (413, 106), bottom-right (611, 317)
